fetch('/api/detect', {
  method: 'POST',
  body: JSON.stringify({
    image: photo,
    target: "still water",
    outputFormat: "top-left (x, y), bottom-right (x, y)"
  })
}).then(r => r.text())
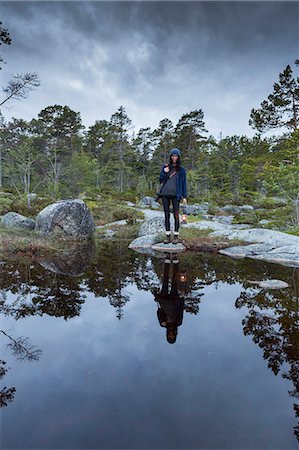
top-left (0, 239), bottom-right (298, 449)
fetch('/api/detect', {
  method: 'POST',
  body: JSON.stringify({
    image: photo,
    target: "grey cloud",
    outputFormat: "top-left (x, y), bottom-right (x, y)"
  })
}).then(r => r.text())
top-left (0, 1), bottom-right (298, 137)
top-left (2, 2), bottom-right (298, 70)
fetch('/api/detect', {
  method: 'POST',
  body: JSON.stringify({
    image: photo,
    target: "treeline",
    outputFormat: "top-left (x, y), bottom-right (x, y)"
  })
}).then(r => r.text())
top-left (0, 105), bottom-right (298, 204)
top-left (0, 61), bottom-right (298, 224)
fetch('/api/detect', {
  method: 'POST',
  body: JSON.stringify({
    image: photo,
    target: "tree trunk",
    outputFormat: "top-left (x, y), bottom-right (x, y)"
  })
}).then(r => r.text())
top-left (292, 92), bottom-right (298, 130)
top-left (0, 145), bottom-right (2, 189)
top-left (294, 196), bottom-right (299, 226)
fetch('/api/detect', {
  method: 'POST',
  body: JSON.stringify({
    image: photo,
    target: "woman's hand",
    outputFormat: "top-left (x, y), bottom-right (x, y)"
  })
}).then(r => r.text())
top-left (164, 164), bottom-right (170, 173)
top-left (183, 198), bottom-right (187, 205)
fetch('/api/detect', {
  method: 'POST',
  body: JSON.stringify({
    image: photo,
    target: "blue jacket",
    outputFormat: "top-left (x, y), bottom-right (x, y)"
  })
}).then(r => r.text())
top-left (159, 164), bottom-right (187, 201)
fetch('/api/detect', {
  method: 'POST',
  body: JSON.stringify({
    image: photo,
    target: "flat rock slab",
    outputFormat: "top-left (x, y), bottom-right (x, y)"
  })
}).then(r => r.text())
top-left (97, 219), bottom-right (128, 228)
top-left (151, 242), bottom-right (186, 252)
top-left (102, 229), bottom-right (115, 237)
top-left (128, 234), bottom-right (157, 249)
top-left (210, 227), bottom-right (299, 247)
top-left (185, 220), bottom-right (250, 232)
top-left (130, 211), bottom-right (299, 267)
top-left (248, 279), bottom-right (289, 289)
top-left (219, 243), bottom-right (276, 258)
top-left (219, 244), bottom-right (299, 268)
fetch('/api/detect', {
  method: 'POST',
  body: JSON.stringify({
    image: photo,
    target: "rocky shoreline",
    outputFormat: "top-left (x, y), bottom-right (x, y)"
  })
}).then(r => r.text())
top-left (1, 198), bottom-right (298, 268)
top-left (129, 201), bottom-right (299, 268)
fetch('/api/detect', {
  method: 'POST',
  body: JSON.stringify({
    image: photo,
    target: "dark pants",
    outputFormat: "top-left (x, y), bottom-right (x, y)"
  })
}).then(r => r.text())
top-left (162, 196), bottom-right (180, 232)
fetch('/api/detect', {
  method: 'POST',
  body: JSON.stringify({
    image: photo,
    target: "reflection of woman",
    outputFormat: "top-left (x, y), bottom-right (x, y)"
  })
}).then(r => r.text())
top-left (159, 148), bottom-right (187, 244)
top-left (154, 255), bottom-right (185, 344)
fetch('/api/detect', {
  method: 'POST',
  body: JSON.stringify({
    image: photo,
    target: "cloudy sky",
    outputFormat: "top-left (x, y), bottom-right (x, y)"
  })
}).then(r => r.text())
top-left (0, 1), bottom-right (298, 139)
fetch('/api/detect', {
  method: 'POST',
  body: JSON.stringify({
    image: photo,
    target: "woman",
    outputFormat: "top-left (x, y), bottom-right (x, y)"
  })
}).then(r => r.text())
top-left (159, 148), bottom-right (187, 244)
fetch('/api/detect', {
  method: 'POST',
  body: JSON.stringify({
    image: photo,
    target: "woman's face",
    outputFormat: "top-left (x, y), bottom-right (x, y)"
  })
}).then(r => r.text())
top-left (171, 154), bottom-right (178, 164)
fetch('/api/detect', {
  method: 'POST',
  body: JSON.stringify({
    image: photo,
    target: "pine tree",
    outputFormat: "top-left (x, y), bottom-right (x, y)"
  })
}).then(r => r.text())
top-left (174, 109), bottom-right (208, 170)
top-left (109, 106), bottom-right (133, 193)
top-left (84, 120), bottom-right (110, 190)
top-left (30, 105), bottom-right (84, 198)
top-left (249, 61), bottom-right (299, 133)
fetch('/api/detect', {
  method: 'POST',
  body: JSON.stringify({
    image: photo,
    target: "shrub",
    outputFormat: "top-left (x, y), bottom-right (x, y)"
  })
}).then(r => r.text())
top-left (0, 196), bottom-right (14, 215)
top-left (232, 212), bottom-right (258, 225)
top-left (0, 195), bottom-right (54, 218)
top-left (85, 198), bottom-right (144, 225)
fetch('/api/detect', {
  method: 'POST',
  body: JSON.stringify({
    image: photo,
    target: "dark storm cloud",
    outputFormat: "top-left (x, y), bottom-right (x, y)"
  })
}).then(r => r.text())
top-left (0, 1), bottom-right (298, 137)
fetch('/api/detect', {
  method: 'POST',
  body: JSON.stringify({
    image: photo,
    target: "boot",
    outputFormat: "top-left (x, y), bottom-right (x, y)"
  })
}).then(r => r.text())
top-left (172, 232), bottom-right (179, 244)
top-left (164, 232), bottom-right (171, 244)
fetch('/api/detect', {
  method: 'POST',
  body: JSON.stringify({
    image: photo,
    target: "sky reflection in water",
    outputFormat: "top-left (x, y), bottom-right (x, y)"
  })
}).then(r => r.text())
top-left (0, 240), bottom-right (298, 449)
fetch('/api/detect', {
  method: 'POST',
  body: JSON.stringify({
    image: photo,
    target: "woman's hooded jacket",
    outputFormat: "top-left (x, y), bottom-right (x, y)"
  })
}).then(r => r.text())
top-left (159, 163), bottom-right (187, 201)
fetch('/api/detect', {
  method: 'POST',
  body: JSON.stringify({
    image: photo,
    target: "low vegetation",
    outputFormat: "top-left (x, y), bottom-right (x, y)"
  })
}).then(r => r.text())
top-left (0, 225), bottom-right (89, 258)
top-left (84, 197), bottom-right (144, 225)
top-left (155, 227), bottom-right (249, 251)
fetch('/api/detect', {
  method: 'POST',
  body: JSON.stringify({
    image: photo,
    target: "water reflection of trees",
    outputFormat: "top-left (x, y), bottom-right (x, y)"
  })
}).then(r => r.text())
top-left (0, 329), bottom-right (41, 407)
top-left (0, 241), bottom-right (297, 321)
top-left (0, 241), bottom-right (298, 439)
top-left (235, 280), bottom-right (299, 443)
top-left (0, 265), bottom-right (86, 320)
top-left (85, 241), bottom-right (139, 319)
top-left (0, 358), bottom-right (16, 407)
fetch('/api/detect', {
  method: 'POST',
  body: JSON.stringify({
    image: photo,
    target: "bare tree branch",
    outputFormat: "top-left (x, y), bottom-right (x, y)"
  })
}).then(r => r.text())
top-left (0, 329), bottom-right (42, 361)
top-left (1, 72), bottom-right (40, 107)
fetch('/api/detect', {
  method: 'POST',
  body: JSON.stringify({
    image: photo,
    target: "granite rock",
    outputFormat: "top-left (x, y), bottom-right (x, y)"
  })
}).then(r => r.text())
top-left (35, 199), bottom-right (95, 238)
top-left (1, 212), bottom-right (35, 230)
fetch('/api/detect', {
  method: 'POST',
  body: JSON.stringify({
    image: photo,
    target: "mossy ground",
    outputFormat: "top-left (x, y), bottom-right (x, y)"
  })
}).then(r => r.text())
top-left (0, 226), bottom-right (90, 258)
top-left (95, 222), bottom-right (141, 240)
top-left (0, 194), bottom-right (145, 226)
top-left (0, 195), bottom-right (145, 257)
top-left (84, 197), bottom-right (144, 225)
top-left (154, 227), bottom-right (249, 251)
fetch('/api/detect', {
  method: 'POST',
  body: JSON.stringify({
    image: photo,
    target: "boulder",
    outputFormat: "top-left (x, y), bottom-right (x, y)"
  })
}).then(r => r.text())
top-left (271, 196), bottom-right (288, 206)
top-left (258, 219), bottom-right (271, 226)
top-left (35, 199), bottom-right (95, 238)
top-left (220, 204), bottom-right (255, 214)
top-left (220, 204), bottom-right (241, 214)
top-left (102, 229), bottom-right (115, 238)
top-left (137, 196), bottom-right (160, 209)
top-left (138, 217), bottom-right (165, 236)
top-left (239, 204), bottom-right (254, 212)
top-left (184, 203), bottom-right (210, 215)
top-left (128, 234), bottom-right (157, 249)
top-left (212, 215), bottom-right (234, 224)
top-left (1, 212), bottom-right (35, 230)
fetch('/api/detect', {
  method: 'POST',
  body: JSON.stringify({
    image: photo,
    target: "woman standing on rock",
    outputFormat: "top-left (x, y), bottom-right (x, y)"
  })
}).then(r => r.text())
top-left (159, 148), bottom-right (187, 244)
